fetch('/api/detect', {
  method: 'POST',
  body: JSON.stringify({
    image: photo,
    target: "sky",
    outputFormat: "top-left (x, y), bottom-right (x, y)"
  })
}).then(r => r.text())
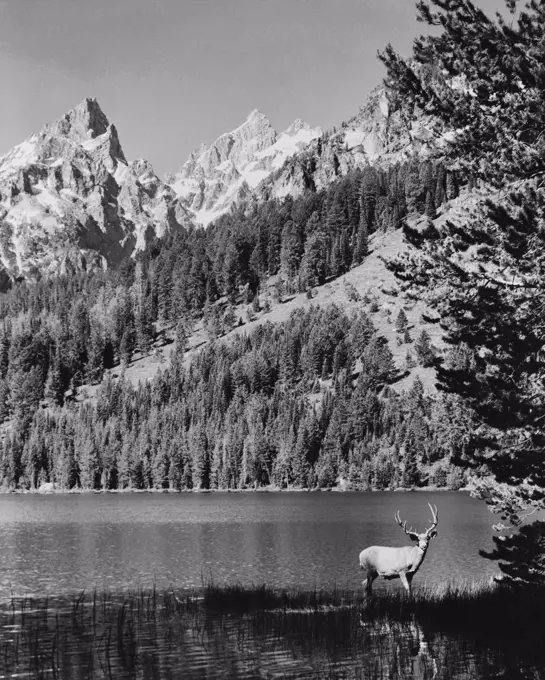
top-left (0, 0), bottom-right (507, 177)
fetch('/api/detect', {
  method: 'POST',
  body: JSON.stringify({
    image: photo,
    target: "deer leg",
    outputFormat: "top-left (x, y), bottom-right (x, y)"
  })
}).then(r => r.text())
top-left (399, 572), bottom-right (412, 596)
top-left (363, 573), bottom-right (376, 597)
top-left (406, 574), bottom-right (414, 595)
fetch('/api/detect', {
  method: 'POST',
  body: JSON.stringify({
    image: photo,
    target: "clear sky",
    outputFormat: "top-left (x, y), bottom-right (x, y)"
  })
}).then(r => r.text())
top-left (0, 0), bottom-right (506, 177)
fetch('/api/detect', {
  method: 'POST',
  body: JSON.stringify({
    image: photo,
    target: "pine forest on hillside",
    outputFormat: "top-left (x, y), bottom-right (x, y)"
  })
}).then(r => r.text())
top-left (0, 160), bottom-right (465, 491)
top-left (380, 0), bottom-right (545, 584)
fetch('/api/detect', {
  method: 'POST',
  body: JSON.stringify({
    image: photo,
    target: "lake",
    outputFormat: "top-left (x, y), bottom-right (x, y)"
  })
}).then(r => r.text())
top-left (0, 490), bottom-right (498, 599)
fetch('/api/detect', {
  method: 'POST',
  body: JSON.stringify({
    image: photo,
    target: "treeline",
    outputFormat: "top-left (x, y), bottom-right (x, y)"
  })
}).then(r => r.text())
top-left (0, 305), bottom-right (469, 491)
top-left (209, 160), bottom-right (459, 299)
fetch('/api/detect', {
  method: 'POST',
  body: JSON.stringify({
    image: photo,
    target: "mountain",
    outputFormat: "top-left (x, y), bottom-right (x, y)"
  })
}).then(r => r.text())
top-left (0, 87), bottom-right (438, 289)
top-left (0, 98), bottom-right (193, 289)
top-left (167, 109), bottom-right (322, 225)
top-left (0, 94), bottom-right (465, 494)
top-left (168, 87), bottom-right (437, 227)
top-left (254, 87), bottom-right (439, 204)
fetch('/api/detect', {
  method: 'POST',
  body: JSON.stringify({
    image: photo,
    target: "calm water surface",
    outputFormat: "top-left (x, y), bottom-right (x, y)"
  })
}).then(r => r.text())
top-left (0, 491), bottom-right (497, 599)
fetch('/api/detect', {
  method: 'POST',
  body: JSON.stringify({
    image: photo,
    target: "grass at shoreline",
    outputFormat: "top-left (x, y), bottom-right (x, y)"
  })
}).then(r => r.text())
top-left (0, 484), bottom-right (468, 494)
top-left (1, 580), bottom-right (544, 678)
top-left (202, 578), bottom-right (545, 628)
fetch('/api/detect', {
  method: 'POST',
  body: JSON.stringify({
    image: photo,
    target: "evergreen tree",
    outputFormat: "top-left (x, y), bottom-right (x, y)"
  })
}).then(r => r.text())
top-left (85, 328), bottom-right (105, 385)
top-left (380, 0), bottom-right (545, 578)
top-left (414, 330), bottom-right (434, 367)
top-left (103, 341), bottom-right (115, 370)
top-left (9, 368), bottom-right (43, 436)
top-left (299, 231), bottom-right (328, 288)
top-left (136, 297), bottom-right (154, 356)
top-left (352, 211), bottom-right (369, 265)
top-left (0, 332), bottom-right (10, 379)
top-left (0, 378), bottom-right (9, 422)
top-left (280, 219), bottom-right (303, 280)
top-left (45, 354), bottom-right (65, 406)
top-left (395, 308), bottom-right (409, 333)
top-left (425, 190), bottom-right (436, 220)
top-left (174, 318), bottom-right (189, 363)
top-left (291, 422), bottom-right (310, 487)
top-left (402, 439), bottom-right (420, 488)
top-left (404, 165), bottom-right (425, 214)
top-left (360, 169), bottom-right (378, 232)
top-left (446, 172), bottom-right (458, 201)
top-left (120, 322), bottom-right (136, 365)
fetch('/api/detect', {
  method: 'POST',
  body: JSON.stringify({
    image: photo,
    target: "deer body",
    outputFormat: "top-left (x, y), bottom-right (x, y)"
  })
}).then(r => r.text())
top-left (359, 504), bottom-right (438, 596)
top-left (360, 545), bottom-right (426, 577)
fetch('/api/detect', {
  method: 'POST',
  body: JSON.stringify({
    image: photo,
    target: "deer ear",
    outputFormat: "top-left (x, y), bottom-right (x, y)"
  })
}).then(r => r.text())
top-left (429, 530), bottom-right (437, 539)
top-left (409, 533), bottom-right (419, 542)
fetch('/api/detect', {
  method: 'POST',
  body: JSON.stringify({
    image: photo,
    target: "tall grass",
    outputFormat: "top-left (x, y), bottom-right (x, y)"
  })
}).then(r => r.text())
top-left (1, 581), bottom-right (544, 679)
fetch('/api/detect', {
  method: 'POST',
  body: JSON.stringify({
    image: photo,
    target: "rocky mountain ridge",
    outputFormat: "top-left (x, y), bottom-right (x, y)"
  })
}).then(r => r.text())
top-left (254, 87), bottom-right (439, 205)
top-left (0, 98), bottom-right (193, 289)
top-left (168, 87), bottom-right (439, 226)
top-left (167, 109), bottom-right (323, 225)
top-left (0, 87), bottom-right (439, 289)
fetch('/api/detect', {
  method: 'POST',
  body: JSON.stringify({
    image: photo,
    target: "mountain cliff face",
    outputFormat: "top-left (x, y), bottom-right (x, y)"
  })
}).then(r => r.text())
top-left (168, 109), bottom-right (322, 225)
top-left (0, 98), bottom-right (193, 288)
top-left (255, 87), bottom-right (439, 204)
top-left (168, 87), bottom-right (436, 226)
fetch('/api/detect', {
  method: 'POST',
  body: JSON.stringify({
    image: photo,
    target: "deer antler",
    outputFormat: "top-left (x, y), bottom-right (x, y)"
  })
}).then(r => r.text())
top-left (394, 510), bottom-right (419, 538)
top-left (425, 502), bottom-right (438, 536)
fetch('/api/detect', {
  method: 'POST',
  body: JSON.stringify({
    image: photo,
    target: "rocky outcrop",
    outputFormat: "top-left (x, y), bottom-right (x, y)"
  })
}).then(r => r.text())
top-left (0, 98), bottom-right (193, 290)
top-left (169, 109), bottom-right (322, 225)
top-left (0, 87), bottom-right (440, 289)
top-left (258, 86), bottom-right (436, 203)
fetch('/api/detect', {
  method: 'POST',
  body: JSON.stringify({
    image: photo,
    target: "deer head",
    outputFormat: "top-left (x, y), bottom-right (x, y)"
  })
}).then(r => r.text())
top-left (395, 502), bottom-right (438, 552)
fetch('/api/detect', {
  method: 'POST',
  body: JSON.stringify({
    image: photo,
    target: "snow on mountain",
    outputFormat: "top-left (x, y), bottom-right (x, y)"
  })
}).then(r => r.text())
top-left (0, 98), bottom-right (193, 289)
top-left (0, 85), bottom-right (441, 289)
top-left (168, 109), bottom-right (322, 226)
top-left (251, 86), bottom-right (441, 207)
top-left (168, 87), bottom-right (439, 227)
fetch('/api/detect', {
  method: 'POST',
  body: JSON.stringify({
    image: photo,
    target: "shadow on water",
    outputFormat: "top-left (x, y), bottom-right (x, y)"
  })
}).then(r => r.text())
top-left (1, 583), bottom-right (545, 679)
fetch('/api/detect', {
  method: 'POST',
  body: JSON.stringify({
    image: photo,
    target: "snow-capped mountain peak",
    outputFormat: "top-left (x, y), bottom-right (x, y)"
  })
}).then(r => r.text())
top-left (168, 110), bottom-right (322, 225)
top-left (244, 108), bottom-right (268, 123)
top-left (54, 97), bottom-right (111, 143)
top-left (0, 98), bottom-right (192, 289)
top-left (0, 83), bottom-right (441, 288)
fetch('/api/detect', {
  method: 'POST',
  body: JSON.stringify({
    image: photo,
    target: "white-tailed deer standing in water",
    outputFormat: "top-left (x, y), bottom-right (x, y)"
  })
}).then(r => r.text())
top-left (359, 503), bottom-right (438, 596)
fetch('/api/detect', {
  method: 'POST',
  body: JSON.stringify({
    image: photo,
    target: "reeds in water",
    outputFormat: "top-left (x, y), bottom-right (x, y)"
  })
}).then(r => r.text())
top-left (1, 580), bottom-right (544, 678)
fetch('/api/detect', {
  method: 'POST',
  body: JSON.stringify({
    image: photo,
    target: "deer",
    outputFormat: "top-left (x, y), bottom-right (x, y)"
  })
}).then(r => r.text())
top-left (359, 503), bottom-right (438, 596)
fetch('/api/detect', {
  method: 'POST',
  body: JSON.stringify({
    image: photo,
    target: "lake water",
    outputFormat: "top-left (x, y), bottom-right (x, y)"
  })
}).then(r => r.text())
top-left (0, 491), bottom-right (498, 599)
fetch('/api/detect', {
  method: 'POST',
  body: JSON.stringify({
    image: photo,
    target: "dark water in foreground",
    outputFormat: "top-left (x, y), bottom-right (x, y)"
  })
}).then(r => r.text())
top-left (1, 586), bottom-right (543, 679)
top-left (0, 491), bottom-right (497, 598)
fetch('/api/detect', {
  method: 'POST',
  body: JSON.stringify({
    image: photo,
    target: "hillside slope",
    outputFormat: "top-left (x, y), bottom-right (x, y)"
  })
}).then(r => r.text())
top-left (86, 185), bottom-right (483, 401)
top-left (80, 217), bottom-right (457, 402)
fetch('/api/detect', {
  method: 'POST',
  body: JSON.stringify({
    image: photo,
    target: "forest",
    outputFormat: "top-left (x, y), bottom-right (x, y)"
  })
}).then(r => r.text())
top-left (0, 158), bottom-right (467, 491)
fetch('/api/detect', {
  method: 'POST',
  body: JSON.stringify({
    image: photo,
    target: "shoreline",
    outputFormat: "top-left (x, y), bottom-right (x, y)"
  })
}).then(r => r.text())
top-left (0, 485), bottom-right (470, 495)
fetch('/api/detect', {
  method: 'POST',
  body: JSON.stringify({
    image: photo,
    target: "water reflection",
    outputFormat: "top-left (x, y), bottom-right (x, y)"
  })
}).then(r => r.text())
top-left (1, 587), bottom-right (542, 680)
top-left (408, 619), bottom-right (438, 679)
